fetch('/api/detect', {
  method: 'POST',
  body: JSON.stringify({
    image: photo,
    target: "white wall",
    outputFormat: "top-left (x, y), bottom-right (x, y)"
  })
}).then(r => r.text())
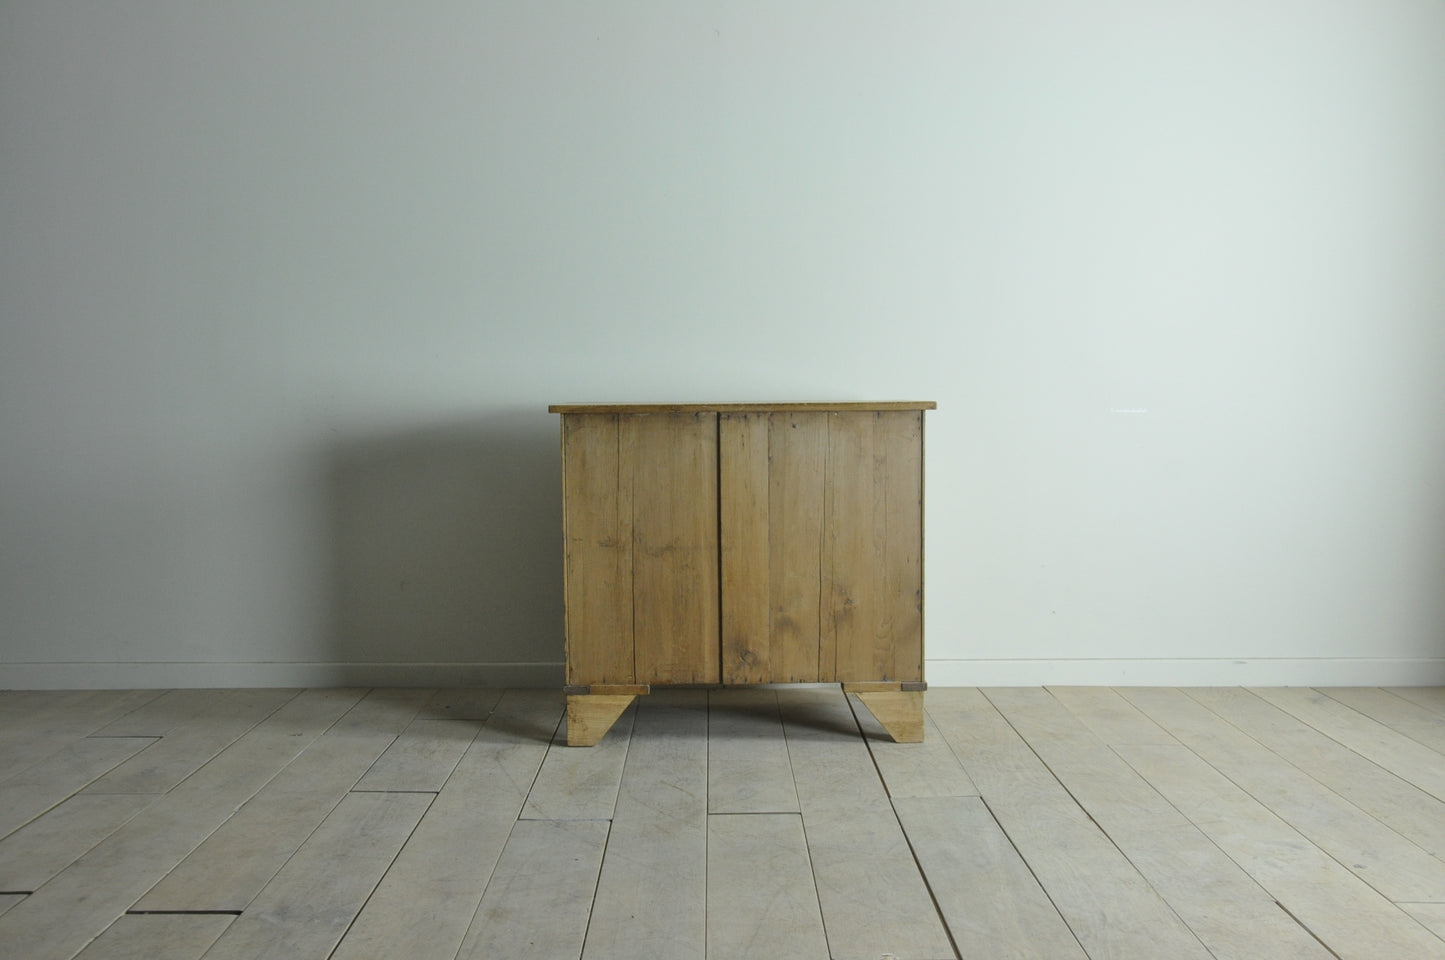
top-left (2, 1), bottom-right (1443, 688)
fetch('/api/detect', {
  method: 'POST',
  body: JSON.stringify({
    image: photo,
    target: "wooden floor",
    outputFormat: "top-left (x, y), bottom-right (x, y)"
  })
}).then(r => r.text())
top-left (2, 686), bottom-right (1445, 959)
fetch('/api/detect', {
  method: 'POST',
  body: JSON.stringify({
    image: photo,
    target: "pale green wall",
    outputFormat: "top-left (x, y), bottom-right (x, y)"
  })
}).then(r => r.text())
top-left (2, 1), bottom-right (1443, 686)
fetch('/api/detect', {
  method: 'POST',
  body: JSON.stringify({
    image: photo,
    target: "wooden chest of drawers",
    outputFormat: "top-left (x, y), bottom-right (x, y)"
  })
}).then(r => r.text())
top-left (549, 402), bottom-right (934, 744)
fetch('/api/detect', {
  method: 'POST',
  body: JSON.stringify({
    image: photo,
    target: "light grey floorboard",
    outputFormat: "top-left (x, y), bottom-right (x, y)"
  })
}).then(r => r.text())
top-left (131, 728), bottom-right (397, 911)
top-left (416, 687), bottom-right (505, 720)
top-left (456, 818), bottom-right (610, 960)
top-left (0, 795), bottom-right (154, 891)
top-left (0, 689), bottom-right (361, 960)
top-left (1320, 687), bottom-right (1445, 754)
top-left (986, 687), bottom-right (1333, 960)
top-left (1401, 902), bottom-right (1445, 939)
top-left (0, 737), bottom-right (156, 840)
top-left (331, 689), bottom-right (563, 960)
top-left (71, 914), bottom-right (233, 960)
top-left (584, 690), bottom-right (708, 960)
top-left (1046, 685), bottom-right (1180, 745)
top-left (1119, 686), bottom-right (1445, 902)
top-left (780, 687), bottom-right (954, 960)
top-left (706, 813), bottom-right (829, 960)
top-left (200, 792), bottom-right (431, 960)
top-left (1388, 687), bottom-right (1445, 715)
top-left (853, 696), bottom-right (977, 799)
top-left (352, 717), bottom-right (482, 792)
top-left (0, 894), bottom-right (23, 917)
top-left (1186, 687), bottom-right (1445, 858)
top-left (894, 796), bottom-right (1084, 960)
top-left (707, 688), bottom-right (798, 813)
top-left (0, 691), bottom-right (162, 783)
top-left (522, 699), bottom-right (636, 820)
top-left (1250, 687), bottom-right (1445, 801)
top-left (930, 688), bottom-right (1215, 960)
top-left (1116, 742), bottom-right (1445, 960)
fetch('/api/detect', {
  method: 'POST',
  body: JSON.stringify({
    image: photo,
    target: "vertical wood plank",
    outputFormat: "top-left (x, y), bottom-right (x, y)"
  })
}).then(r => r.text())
top-left (582, 691), bottom-right (707, 960)
top-left (72, 915), bottom-right (233, 960)
top-left (879, 410), bottom-right (924, 682)
top-left (825, 411), bottom-right (876, 682)
top-left (706, 814), bottom-right (829, 960)
top-left (630, 412), bottom-right (719, 685)
top-left (456, 819), bottom-right (610, 960)
top-left (563, 413), bottom-right (635, 684)
top-left (826, 412), bottom-right (923, 683)
top-left (770, 411), bottom-right (829, 682)
top-left (719, 412), bottom-right (771, 683)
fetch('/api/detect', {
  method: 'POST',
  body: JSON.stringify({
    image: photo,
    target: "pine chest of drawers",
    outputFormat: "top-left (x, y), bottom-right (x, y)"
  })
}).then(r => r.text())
top-left (549, 402), bottom-right (935, 744)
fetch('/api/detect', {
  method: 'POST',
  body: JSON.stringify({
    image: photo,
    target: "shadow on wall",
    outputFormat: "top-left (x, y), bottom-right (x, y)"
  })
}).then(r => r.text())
top-left (325, 411), bottom-right (563, 683)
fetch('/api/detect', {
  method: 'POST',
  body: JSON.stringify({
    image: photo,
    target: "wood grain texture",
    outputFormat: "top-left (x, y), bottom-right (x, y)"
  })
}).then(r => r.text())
top-left (706, 814), bottom-right (829, 960)
top-left (853, 690), bottom-right (925, 743)
top-left (566, 694), bottom-right (637, 747)
top-left (719, 412), bottom-right (772, 684)
top-left (827, 412), bottom-right (923, 683)
top-left (769, 412), bottom-right (829, 682)
top-left (563, 413), bottom-right (635, 684)
top-left (895, 796), bottom-right (1085, 960)
top-left (629, 412), bottom-right (720, 684)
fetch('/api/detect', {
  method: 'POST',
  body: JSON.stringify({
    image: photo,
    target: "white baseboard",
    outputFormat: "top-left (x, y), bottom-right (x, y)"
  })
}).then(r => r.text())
top-left (0, 661), bottom-right (566, 690)
top-left (4, 658), bottom-right (1444, 690)
top-left (923, 658), bottom-right (1445, 687)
